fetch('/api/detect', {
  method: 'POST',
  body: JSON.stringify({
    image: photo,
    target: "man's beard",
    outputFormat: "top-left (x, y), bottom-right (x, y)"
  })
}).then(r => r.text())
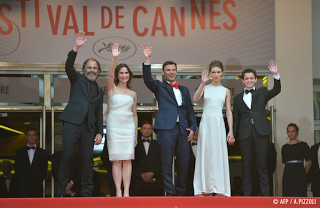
top-left (85, 73), bottom-right (98, 81)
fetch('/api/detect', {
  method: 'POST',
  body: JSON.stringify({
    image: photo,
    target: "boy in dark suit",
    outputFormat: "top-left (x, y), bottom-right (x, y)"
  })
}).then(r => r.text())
top-left (233, 61), bottom-right (281, 196)
top-left (0, 161), bottom-right (18, 198)
top-left (56, 31), bottom-right (103, 197)
top-left (134, 121), bottom-right (163, 196)
top-left (140, 44), bottom-right (197, 196)
top-left (15, 128), bottom-right (47, 197)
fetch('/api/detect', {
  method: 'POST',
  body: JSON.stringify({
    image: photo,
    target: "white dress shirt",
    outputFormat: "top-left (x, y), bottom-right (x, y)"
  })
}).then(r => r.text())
top-left (142, 137), bottom-right (151, 155)
top-left (243, 87), bottom-right (255, 109)
top-left (27, 145), bottom-right (36, 165)
top-left (166, 81), bottom-right (182, 122)
top-left (4, 176), bottom-right (11, 191)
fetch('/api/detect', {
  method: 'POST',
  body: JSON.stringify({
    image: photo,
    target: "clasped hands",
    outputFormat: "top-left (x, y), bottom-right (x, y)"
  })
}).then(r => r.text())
top-left (227, 132), bottom-right (235, 145)
top-left (141, 172), bottom-right (154, 183)
top-left (65, 182), bottom-right (74, 196)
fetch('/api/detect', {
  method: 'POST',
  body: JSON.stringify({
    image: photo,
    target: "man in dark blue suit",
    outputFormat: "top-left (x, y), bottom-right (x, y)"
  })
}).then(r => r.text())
top-left (140, 44), bottom-right (197, 196)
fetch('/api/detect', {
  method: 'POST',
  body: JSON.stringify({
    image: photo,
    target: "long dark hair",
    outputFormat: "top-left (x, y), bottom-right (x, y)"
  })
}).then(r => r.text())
top-left (114, 63), bottom-right (133, 89)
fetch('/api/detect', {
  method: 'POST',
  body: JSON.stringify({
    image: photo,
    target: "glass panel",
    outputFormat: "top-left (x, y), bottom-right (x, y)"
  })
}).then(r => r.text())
top-left (315, 130), bottom-right (320, 144)
top-left (314, 92), bottom-right (320, 120)
top-left (51, 75), bottom-right (157, 106)
top-left (0, 75), bottom-right (44, 106)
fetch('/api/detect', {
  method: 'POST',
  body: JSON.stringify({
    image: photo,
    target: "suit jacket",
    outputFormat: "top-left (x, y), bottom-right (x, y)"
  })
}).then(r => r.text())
top-left (233, 79), bottom-right (281, 140)
top-left (58, 50), bottom-right (103, 134)
top-left (15, 146), bottom-right (48, 197)
top-left (307, 143), bottom-right (320, 193)
top-left (134, 138), bottom-right (163, 189)
top-left (0, 175), bottom-right (18, 198)
top-left (52, 151), bottom-right (81, 196)
top-left (142, 63), bottom-right (197, 136)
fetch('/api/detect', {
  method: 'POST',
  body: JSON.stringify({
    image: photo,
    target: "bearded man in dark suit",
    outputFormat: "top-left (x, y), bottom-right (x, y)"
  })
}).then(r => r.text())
top-left (56, 31), bottom-right (103, 197)
top-left (233, 61), bottom-right (281, 196)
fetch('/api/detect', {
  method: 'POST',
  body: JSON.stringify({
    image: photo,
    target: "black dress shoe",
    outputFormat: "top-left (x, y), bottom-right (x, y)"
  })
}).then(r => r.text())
top-left (166, 193), bottom-right (175, 196)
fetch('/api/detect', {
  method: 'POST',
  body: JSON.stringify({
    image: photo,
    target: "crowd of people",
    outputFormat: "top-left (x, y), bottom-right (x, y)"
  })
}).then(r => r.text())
top-left (1, 31), bottom-right (320, 198)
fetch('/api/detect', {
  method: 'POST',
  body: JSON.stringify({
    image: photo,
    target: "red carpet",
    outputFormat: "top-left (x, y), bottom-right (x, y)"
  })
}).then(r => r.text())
top-left (0, 197), bottom-right (319, 208)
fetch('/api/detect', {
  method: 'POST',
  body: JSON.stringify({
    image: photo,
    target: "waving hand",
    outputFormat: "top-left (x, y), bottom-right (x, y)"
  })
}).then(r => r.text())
top-left (140, 43), bottom-right (152, 64)
top-left (112, 43), bottom-right (121, 57)
top-left (73, 31), bottom-right (87, 52)
top-left (268, 60), bottom-right (278, 75)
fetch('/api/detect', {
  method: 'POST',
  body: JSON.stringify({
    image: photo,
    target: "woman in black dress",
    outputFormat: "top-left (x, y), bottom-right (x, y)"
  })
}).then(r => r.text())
top-left (281, 123), bottom-right (312, 196)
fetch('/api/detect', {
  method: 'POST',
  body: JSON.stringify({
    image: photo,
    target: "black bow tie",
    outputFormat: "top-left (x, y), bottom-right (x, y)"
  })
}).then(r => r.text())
top-left (245, 89), bottom-right (255, 94)
top-left (4, 176), bottom-right (10, 181)
top-left (191, 142), bottom-right (197, 146)
top-left (27, 146), bottom-right (35, 150)
top-left (142, 139), bottom-right (150, 143)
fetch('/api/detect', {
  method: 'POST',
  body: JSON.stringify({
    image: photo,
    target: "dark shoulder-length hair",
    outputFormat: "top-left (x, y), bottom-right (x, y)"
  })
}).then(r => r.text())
top-left (114, 63), bottom-right (133, 89)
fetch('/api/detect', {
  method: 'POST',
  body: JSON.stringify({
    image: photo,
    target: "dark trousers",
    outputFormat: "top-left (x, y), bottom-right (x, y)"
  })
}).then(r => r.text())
top-left (313, 189), bottom-right (320, 197)
top-left (239, 125), bottom-right (269, 196)
top-left (157, 123), bottom-right (189, 196)
top-left (57, 121), bottom-right (95, 197)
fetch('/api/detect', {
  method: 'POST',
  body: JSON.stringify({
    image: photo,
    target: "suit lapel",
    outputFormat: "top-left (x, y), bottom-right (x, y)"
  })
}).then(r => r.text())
top-left (251, 90), bottom-right (256, 108)
top-left (90, 82), bottom-right (101, 103)
top-left (163, 81), bottom-right (177, 103)
top-left (147, 140), bottom-right (155, 156)
top-left (24, 147), bottom-right (31, 166)
top-left (240, 91), bottom-right (250, 110)
top-left (31, 147), bottom-right (40, 165)
top-left (138, 140), bottom-right (147, 156)
top-left (178, 85), bottom-right (185, 103)
top-left (82, 76), bottom-right (90, 100)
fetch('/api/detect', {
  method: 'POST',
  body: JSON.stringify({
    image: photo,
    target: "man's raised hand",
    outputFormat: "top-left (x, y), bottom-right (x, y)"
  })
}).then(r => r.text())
top-left (73, 31), bottom-right (87, 52)
top-left (140, 43), bottom-right (152, 64)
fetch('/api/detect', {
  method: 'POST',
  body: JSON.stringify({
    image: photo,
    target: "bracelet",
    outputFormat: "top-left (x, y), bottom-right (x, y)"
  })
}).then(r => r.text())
top-left (112, 57), bottom-right (117, 62)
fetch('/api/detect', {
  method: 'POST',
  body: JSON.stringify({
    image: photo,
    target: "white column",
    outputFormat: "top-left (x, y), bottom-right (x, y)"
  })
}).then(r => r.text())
top-left (275, 0), bottom-right (314, 196)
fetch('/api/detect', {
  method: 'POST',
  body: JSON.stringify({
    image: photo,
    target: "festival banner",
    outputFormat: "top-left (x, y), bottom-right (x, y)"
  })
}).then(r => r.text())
top-left (0, 0), bottom-right (275, 66)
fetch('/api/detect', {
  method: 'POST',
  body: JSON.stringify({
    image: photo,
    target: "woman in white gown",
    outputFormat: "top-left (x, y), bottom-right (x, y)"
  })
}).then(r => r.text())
top-left (106, 44), bottom-right (138, 197)
top-left (193, 60), bottom-right (235, 196)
